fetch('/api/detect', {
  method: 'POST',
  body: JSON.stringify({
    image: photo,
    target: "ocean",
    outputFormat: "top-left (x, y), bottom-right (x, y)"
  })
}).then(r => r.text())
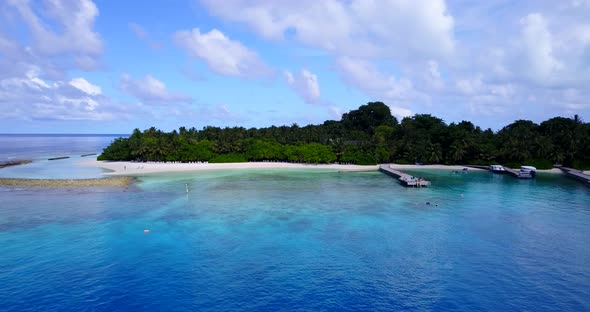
top-left (0, 135), bottom-right (589, 311)
top-left (0, 134), bottom-right (124, 179)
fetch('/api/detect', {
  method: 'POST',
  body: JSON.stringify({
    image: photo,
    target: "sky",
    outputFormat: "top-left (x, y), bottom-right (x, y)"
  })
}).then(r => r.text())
top-left (0, 0), bottom-right (589, 134)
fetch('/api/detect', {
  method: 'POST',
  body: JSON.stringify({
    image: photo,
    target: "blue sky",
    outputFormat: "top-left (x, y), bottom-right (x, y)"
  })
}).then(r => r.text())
top-left (0, 0), bottom-right (589, 133)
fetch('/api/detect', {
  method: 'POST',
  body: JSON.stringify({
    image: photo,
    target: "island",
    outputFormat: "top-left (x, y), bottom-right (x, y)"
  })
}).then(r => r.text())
top-left (97, 102), bottom-right (590, 171)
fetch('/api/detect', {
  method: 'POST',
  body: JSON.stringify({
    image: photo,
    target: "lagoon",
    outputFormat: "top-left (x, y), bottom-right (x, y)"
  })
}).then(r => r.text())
top-left (1, 168), bottom-right (589, 311)
top-left (0, 135), bottom-right (589, 311)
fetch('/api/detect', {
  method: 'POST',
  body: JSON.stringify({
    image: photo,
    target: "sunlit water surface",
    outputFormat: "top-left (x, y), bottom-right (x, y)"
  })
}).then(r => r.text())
top-left (1, 167), bottom-right (589, 311)
top-left (1, 135), bottom-right (589, 311)
top-left (0, 134), bottom-right (122, 179)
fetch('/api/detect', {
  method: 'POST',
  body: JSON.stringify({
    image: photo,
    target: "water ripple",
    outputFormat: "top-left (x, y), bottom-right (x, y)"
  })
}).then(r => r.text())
top-left (0, 170), bottom-right (589, 311)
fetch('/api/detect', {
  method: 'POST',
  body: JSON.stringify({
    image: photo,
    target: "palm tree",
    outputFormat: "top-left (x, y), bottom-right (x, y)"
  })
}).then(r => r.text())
top-left (427, 143), bottom-right (442, 164)
top-left (449, 141), bottom-right (466, 164)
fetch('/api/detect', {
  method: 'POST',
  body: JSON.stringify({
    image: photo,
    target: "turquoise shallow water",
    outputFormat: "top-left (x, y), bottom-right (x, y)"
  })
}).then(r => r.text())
top-left (0, 134), bottom-right (121, 179)
top-left (1, 169), bottom-right (589, 311)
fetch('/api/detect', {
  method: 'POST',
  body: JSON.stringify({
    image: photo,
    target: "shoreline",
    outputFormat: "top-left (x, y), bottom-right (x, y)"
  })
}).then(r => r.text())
top-left (0, 160), bottom-right (567, 184)
top-left (85, 161), bottom-right (380, 175)
top-left (84, 160), bottom-right (566, 176)
top-left (83, 161), bottom-right (500, 176)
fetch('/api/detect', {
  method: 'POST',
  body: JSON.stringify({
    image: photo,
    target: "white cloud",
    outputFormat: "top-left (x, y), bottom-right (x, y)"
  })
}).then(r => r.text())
top-left (336, 57), bottom-right (419, 118)
top-left (210, 104), bottom-right (243, 121)
top-left (454, 75), bottom-right (518, 116)
top-left (173, 28), bottom-right (272, 77)
top-left (2, 0), bottom-right (590, 129)
top-left (182, 0), bottom-right (456, 120)
top-left (328, 106), bottom-right (345, 119)
top-left (199, 0), bottom-right (455, 60)
top-left (429, 61), bottom-right (442, 81)
top-left (350, 0), bottom-right (455, 58)
top-left (119, 74), bottom-right (191, 104)
top-left (456, 76), bottom-right (483, 95)
top-left (426, 2), bottom-right (590, 125)
top-left (424, 60), bottom-right (444, 90)
top-left (129, 22), bottom-right (148, 40)
top-left (284, 69), bottom-right (321, 104)
top-left (0, 69), bottom-right (126, 121)
top-left (176, 104), bottom-right (244, 124)
top-left (337, 57), bottom-right (416, 101)
top-left (5, 0), bottom-right (102, 68)
top-left (0, 1), bottom-right (124, 122)
top-left (389, 107), bottom-right (413, 118)
top-left (519, 13), bottom-right (563, 83)
top-left (69, 78), bottom-right (102, 96)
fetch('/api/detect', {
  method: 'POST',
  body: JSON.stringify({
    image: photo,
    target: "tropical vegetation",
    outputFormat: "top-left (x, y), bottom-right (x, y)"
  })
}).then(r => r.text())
top-left (98, 102), bottom-right (590, 169)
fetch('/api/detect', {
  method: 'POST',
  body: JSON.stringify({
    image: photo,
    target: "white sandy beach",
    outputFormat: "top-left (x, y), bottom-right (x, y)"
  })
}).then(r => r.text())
top-left (84, 161), bottom-right (379, 175)
top-left (536, 168), bottom-right (564, 173)
top-left (81, 159), bottom-right (570, 176)
top-left (83, 161), bottom-right (500, 176)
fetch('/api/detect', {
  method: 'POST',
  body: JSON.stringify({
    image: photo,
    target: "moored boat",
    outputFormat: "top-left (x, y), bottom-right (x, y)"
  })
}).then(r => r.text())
top-left (520, 166), bottom-right (537, 178)
top-left (489, 165), bottom-right (505, 172)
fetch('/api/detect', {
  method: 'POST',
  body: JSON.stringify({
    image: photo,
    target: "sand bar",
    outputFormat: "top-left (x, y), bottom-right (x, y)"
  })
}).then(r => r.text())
top-left (0, 177), bottom-right (133, 187)
top-left (0, 160), bottom-right (32, 169)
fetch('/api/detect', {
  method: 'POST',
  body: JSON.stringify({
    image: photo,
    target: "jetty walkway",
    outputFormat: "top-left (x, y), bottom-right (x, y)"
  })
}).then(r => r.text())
top-left (558, 167), bottom-right (590, 187)
top-left (465, 165), bottom-right (533, 179)
top-left (379, 165), bottom-right (431, 187)
top-left (502, 167), bottom-right (534, 179)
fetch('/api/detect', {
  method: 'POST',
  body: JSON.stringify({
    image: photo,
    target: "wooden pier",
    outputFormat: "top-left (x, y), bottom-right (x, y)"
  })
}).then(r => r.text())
top-left (502, 167), bottom-right (534, 179)
top-left (465, 164), bottom-right (534, 179)
top-left (379, 165), bottom-right (431, 187)
top-left (558, 167), bottom-right (590, 187)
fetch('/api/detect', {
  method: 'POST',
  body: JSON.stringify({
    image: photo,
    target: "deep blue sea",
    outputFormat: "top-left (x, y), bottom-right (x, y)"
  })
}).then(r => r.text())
top-left (1, 135), bottom-right (589, 311)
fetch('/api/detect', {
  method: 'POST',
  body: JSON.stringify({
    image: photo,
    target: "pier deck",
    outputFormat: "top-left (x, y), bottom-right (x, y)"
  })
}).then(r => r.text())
top-left (466, 165), bottom-right (534, 178)
top-left (502, 167), bottom-right (533, 179)
top-left (558, 167), bottom-right (590, 187)
top-left (379, 165), bottom-right (431, 187)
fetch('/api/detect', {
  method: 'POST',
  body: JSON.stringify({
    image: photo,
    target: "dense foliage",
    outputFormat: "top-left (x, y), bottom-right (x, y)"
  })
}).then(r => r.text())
top-left (98, 102), bottom-right (590, 169)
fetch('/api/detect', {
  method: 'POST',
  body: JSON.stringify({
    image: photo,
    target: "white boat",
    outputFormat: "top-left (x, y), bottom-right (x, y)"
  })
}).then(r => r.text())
top-left (489, 165), bottom-right (505, 172)
top-left (520, 166), bottom-right (537, 177)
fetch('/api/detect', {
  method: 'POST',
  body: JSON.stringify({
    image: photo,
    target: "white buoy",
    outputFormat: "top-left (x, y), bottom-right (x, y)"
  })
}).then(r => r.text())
top-left (185, 183), bottom-right (189, 193)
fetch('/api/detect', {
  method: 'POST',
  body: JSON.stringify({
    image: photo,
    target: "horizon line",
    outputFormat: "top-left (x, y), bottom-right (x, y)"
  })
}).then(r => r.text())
top-left (0, 133), bottom-right (128, 136)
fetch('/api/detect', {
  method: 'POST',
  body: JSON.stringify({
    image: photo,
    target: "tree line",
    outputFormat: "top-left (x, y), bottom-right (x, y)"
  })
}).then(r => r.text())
top-left (98, 102), bottom-right (590, 169)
